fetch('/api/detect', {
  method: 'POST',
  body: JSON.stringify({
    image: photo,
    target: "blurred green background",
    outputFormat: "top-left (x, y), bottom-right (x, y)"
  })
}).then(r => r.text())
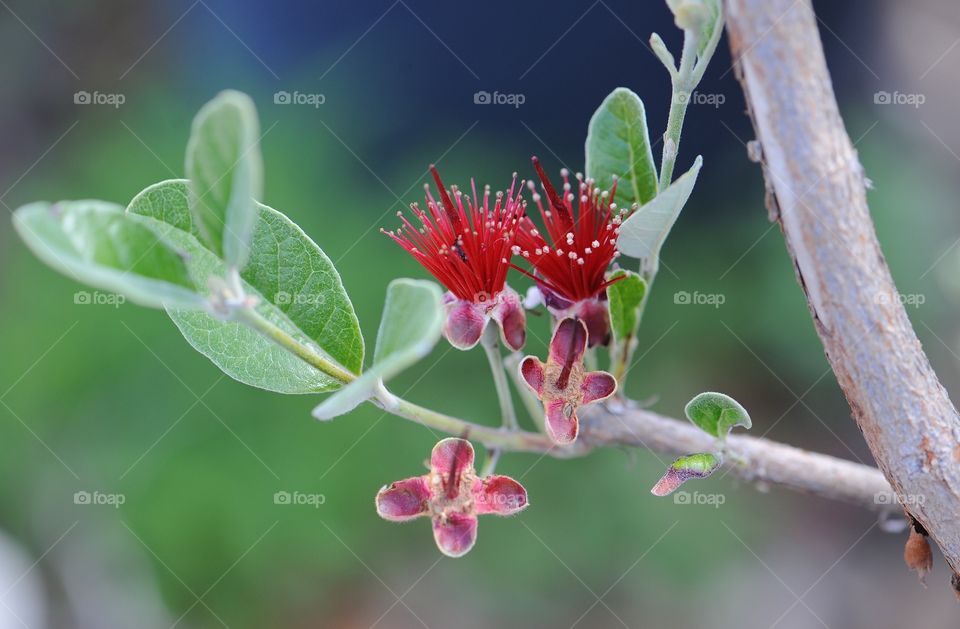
top-left (2, 0), bottom-right (960, 627)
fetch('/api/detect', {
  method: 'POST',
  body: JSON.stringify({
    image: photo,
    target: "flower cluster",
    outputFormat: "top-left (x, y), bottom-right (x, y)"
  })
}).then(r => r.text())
top-left (378, 159), bottom-right (631, 555)
top-left (383, 160), bottom-right (628, 446)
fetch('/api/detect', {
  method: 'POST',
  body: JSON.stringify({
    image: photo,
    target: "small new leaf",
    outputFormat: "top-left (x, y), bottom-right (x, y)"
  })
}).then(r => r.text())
top-left (649, 32), bottom-right (677, 75)
top-left (651, 452), bottom-right (721, 496)
top-left (616, 155), bottom-right (702, 276)
top-left (312, 279), bottom-right (444, 420)
top-left (585, 87), bottom-right (659, 209)
top-left (692, 0), bottom-right (723, 59)
top-left (185, 90), bottom-right (264, 269)
top-left (13, 201), bottom-right (203, 310)
top-left (684, 391), bottom-right (751, 440)
top-left (606, 270), bottom-right (647, 346)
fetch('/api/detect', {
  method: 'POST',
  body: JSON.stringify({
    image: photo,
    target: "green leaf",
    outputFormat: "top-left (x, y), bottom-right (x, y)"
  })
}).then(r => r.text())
top-left (128, 179), bottom-right (364, 392)
top-left (312, 278), bottom-right (444, 420)
top-left (684, 392), bottom-right (751, 440)
top-left (689, 0), bottom-right (723, 58)
top-left (667, 0), bottom-right (722, 57)
top-left (585, 88), bottom-right (658, 209)
top-left (616, 155), bottom-right (702, 275)
top-left (606, 270), bottom-right (647, 347)
top-left (185, 90), bottom-right (264, 269)
top-left (12, 201), bottom-right (203, 310)
top-left (651, 452), bottom-right (722, 496)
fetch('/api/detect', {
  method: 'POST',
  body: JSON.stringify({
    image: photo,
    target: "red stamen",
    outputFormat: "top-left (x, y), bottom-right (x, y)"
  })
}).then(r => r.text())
top-left (515, 159), bottom-right (629, 304)
top-left (384, 168), bottom-right (525, 303)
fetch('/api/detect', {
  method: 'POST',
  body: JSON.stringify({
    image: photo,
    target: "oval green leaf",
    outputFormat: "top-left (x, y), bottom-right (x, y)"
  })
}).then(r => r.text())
top-left (129, 179), bottom-right (364, 392)
top-left (185, 90), bottom-right (263, 269)
top-left (606, 269), bottom-right (647, 346)
top-left (12, 200), bottom-right (204, 310)
top-left (684, 391), bottom-right (751, 440)
top-left (585, 87), bottom-right (658, 209)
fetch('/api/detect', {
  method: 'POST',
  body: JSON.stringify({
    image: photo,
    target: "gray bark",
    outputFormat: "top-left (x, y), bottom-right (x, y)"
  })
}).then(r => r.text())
top-left (724, 0), bottom-right (960, 573)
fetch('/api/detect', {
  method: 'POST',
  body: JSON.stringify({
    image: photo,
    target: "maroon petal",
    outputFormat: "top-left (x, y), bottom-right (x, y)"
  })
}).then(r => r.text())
top-left (430, 438), bottom-right (475, 478)
top-left (519, 357), bottom-right (546, 396)
top-left (577, 298), bottom-right (611, 347)
top-left (375, 476), bottom-right (431, 521)
top-left (544, 398), bottom-right (578, 444)
top-left (548, 318), bottom-right (588, 369)
top-left (473, 475), bottom-right (528, 515)
top-left (581, 371), bottom-right (617, 405)
top-left (432, 513), bottom-right (478, 558)
top-left (491, 287), bottom-right (526, 351)
top-left (443, 299), bottom-right (486, 350)
top-left (538, 283), bottom-right (574, 312)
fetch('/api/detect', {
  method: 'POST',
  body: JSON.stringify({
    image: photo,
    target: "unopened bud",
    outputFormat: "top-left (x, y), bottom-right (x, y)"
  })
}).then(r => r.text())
top-left (651, 452), bottom-right (721, 496)
top-left (666, 0), bottom-right (710, 33)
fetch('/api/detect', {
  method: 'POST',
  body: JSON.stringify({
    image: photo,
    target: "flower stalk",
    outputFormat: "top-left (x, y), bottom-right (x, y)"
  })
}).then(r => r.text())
top-left (480, 323), bottom-right (519, 431)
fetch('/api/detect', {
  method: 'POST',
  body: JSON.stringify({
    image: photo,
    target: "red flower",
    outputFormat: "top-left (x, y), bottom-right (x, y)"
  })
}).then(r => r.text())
top-left (382, 166), bottom-right (527, 350)
top-left (519, 318), bottom-right (617, 444)
top-left (375, 438), bottom-right (528, 557)
top-left (512, 157), bottom-right (628, 346)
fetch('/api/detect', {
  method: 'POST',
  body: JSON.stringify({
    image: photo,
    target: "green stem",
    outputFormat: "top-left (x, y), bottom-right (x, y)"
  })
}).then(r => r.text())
top-left (584, 347), bottom-right (599, 372)
top-left (504, 352), bottom-right (546, 433)
top-left (235, 306), bottom-right (357, 384)
top-left (377, 393), bottom-right (554, 451)
top-left (480, 448), bottom-right (502, 477)
top-left (480, 324), bottom-right (519, 430)
top-left (658, 33), bottom-right (698, 191)
top-left (236, 304), bottom-right (556, 452)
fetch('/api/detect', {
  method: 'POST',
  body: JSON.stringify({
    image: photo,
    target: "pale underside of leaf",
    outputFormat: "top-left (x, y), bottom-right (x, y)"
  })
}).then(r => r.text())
top-left (312, 278), bottom-right (443, 420)
top-left (12, 200), bottom-right (203, 310)
top-left (615, 155), bottom-right (703, 272)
